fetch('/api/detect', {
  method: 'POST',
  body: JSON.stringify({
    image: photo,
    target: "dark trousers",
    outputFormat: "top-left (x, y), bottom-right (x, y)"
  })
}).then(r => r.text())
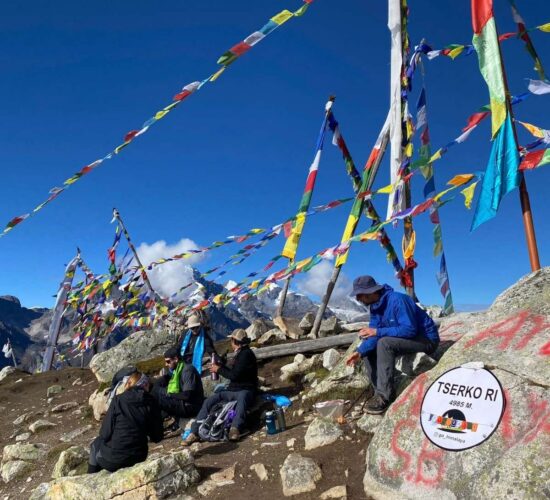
top-left (363, 335), bottom-right (436, 402)
top-left (191, 390), bottom-right (254, 434)
top-left (88, 437), bottom-right (121, 474)
top-left (151, 384), bottom-right (200, 419)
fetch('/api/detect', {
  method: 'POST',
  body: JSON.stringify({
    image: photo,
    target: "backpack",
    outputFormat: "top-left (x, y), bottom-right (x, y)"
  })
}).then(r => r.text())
top-left (197, 401), bottom-right (237, 442)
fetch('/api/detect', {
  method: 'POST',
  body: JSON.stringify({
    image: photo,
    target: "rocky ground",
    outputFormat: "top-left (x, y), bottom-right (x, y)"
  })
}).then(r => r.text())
top-left (1, 267), bottom-right (549, 499)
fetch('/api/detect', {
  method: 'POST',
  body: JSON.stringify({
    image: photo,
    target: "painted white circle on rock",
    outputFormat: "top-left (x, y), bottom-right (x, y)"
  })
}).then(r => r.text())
top-left (420, 366), bottom-right (505, 451)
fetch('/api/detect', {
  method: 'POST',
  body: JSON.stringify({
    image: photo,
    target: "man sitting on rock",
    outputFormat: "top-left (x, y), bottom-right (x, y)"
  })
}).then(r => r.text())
top-left (152, 347), bottom-right (204, 425)
top-left (346, 275), bottom-right (439, 414)
top-left (182, 329), bottom-right (258, 444)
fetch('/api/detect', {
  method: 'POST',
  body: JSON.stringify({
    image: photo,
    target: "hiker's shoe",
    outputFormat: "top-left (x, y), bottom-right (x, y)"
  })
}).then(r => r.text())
top-left (365, 394), bottom-right (389, 415)
top-left (228, 427), bottom-right (240, 442)
top-left (181, 432), bottom-right (198, 447)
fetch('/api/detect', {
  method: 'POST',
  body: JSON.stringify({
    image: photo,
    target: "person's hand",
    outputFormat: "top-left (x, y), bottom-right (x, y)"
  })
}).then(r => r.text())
top-left (358, 327), bottom-right (376, 338)
top-left (346, 352), bottom-right (361, 366)
top-left (209, 363), bottom-right (220, 374)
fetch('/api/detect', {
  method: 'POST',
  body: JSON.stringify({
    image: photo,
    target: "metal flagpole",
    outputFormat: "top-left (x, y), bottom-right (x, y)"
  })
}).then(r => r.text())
top-left (276, 97), bottom-right (335, 317)
top-left (112, 208), bottom-right (157, 296)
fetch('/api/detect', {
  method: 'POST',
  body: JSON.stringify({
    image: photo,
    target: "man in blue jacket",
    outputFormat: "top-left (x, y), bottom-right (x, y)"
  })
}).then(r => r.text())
top-left (346, 275), bottom-right (439, 414)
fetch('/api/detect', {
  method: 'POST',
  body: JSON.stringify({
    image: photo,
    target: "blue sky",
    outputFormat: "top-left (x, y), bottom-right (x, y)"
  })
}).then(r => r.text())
top-left (0, 0), bottom-right (548, 309)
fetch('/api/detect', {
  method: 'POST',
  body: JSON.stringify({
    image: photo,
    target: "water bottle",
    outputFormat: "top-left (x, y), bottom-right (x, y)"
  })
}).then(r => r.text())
top-left (211, 353), bottom-right (219, 381)
top-left (265, 411), bottom-right (278, 435)
top-left (274, 406), bottom-right (286, 432)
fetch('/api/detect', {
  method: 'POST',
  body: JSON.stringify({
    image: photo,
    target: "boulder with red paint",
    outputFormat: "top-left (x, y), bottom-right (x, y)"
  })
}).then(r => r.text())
top-left (363, 267), bottom-right (550, 499)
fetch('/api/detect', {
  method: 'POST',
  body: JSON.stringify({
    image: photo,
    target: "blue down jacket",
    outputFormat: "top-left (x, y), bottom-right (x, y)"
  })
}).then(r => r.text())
top-left (357, 285), bottom-right (439, 356)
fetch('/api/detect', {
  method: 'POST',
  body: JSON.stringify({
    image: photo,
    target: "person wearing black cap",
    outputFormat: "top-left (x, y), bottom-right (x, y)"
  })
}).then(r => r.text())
top-left (182, 328), bottom-right (258, 445)
top-left (151, 347), bottom-right (204, 421)
top-left (346, 275), bottom-right (439, 414)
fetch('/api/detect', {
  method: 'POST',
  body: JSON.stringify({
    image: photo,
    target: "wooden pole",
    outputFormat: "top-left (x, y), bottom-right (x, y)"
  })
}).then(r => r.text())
top-left (493, 18), bottom-right (541, 272)
top-left (112, 208), bottom-right (157, 297)
top-left (277, 96), bottom-right (335, 317)
top-left (309, 127), bottom-right (391, 339)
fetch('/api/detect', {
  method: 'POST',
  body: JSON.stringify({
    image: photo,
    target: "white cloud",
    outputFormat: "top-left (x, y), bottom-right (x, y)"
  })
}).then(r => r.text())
top-left (295, 260), bottom-right (352, 303)
top-left (135, 238), bottom-right (205, 302)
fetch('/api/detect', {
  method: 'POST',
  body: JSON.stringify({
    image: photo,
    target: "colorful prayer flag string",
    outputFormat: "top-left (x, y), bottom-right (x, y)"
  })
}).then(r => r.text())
top-left (0, 0), bottom-right (315, 239)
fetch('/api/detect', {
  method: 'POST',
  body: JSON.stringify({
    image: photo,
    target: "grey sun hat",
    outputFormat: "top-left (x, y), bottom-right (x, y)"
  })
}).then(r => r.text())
top-left (351, 275), bottom-right (384, 297)
top-left (186, 314), bottom-right (202, 328)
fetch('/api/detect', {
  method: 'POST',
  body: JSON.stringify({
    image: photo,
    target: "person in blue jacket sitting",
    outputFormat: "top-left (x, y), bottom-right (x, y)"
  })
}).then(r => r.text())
top-left (346, 275), bottom-right (439, 414)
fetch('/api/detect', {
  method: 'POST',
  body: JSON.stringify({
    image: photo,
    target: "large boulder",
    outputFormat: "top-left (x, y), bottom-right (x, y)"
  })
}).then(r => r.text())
top-left (257, 328), bottom-right (286, 346)
top-left (0, 366), bottom-right (16, 382)
top-left (318, 316), bottom-right (341, 337)
top-left (299, 312), bottom-right (316, 333)
top-left (280, 354), bottom-right (322, 382)
top-left (2, 443), bottom-right (48, 483)
top-left (89, 388), bottom-right (110, 421)
top-left (246, 318), bottom-right (273, 341)
top-left (273, 316), bottom-right (304, 340)
top-left (52, 446), bottom-right (89, 478)
top-left (89, 329), bottom-right (171, 383)
top-left (30, 449), bottom-right (200, 499)
top-left (363, 268), bottom-right (550, 499)
top-left (280, 453), bottom-right (322, 496)
top-left (303, 339), bottom-right (372, 403)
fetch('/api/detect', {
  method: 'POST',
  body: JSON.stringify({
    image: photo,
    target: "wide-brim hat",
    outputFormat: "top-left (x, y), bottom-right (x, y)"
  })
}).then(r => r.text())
top-left (351, 275), bottom-right (384, 296)
top-left (186, 315), bottom-right (202, 328)
top-left (229, 328), bottom-right (248, 342)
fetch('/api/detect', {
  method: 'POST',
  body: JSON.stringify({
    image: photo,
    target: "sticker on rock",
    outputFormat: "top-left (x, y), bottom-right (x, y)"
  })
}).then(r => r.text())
top-left (419, 365), bottom-right (505, 451)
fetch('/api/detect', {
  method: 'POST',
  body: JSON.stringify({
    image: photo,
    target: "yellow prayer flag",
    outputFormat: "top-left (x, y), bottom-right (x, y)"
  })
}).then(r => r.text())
top-left (335, 214), bottom-right (359, 267)
top-left (433, 186), bottom-right (454, 202)
top-left (271, 10), bottom-right (293, 25)
top-left (405, 142), bottom-right (414, 158)
top-left (210, 67), bottom-right (226, 82)
top-left (250, 280), bottom-right (260, 289)
top-left (155, 109), bottom-right (169, 120)
top-left (448, 46), bottom-right (465, 60)
top-left (461, 181), bottom-right (479, 209)
top-left (402, 230), bottom-right (416, 260)
top-left (376, 183), bottom-right (394, 194)
top-left (213, 294), bottom-right (223, 304)
top-left (538, 23), bottom-right (550, 32)
top-left (293, 4), bottom-right (309, 16)
top-left (250, 229), bottom-right (264, 234)
top-left (429, 149), bottom-right (443, 163)
top-left (518, 120), bottom-right (544, 138)
top-left (281, 213), bottom-right (306, 260)
top-left (489, 98), bottom-right (506, 139)
top-left (447, 173), bottom-right (474, 187)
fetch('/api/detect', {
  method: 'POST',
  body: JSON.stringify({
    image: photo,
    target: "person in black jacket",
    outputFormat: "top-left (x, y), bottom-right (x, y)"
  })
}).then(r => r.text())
top-left (183, 329), bottom-right (258, 444)
top-left (88, 372), bottom-right (163, 473)
top-left (152, 347), bottom-right (204, 419)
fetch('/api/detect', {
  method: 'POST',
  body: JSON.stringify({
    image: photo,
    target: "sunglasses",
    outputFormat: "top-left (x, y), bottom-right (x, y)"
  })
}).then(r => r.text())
top-left (164, 359), bottom-right (175, 364)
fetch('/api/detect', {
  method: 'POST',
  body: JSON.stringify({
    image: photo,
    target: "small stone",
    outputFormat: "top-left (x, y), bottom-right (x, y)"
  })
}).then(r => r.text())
top-left (15, 433), bottom-right (31, 442)
top-left (304, 417), bottom-right (343, 450)
top-left (197, 480), bottom-right (217, 496)
top-left (280, 453), bottom-right (322, 496)
top-left (250, 463), bottom-right (268, 481)
top-left (13, 413), bottom-right (30, 426)
top-left (0, 366), bottom-right (16, 382)
top-left (210, 464), bottom-right (236, 484)
top-left (299, 312), bottom-right (315, 332)
top-left (3, 443), bottom-right (48, 462)
top-left (29, 420), bottom-right (56, 433)
top-left (59, 425), bottom-right (92, 443)
top-left (320, 485), bottom-right (347, 499)
top-left (51, 402), bottom-right (79, 413)
top-left (286, 438), bottom-right (296, 448)
top-left (251, 450), bottom-right (259, 456)
top-left (72, 377), bottom-right (83, 386)
top-left (356, 413), bottom-right (384, 434)
top-left (46, 385), bottom-right (63, 397)
top-left (322, 348), bottom-right (342, 371)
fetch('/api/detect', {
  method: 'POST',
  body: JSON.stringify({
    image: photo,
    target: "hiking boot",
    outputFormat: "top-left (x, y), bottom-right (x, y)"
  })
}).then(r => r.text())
top-left (228, 427), bottom-right (240, 442)
top-left (365, 394), bottom-right (389, 415)
top-left (181, 432), bottom-right (198, 447)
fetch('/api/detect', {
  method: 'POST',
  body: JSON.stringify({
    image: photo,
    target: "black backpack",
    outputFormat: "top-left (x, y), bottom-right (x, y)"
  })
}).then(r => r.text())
top-left (197, 401), bottom-right (237, 442)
